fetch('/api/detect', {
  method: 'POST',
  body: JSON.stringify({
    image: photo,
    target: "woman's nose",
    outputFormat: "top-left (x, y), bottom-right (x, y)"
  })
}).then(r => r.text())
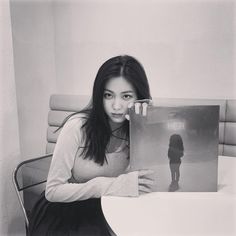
top-left (112, 98), bottom-right (122, 110)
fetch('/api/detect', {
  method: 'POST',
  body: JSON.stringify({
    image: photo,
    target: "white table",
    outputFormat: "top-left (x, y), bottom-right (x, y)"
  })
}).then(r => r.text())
top-left (102, 156), bottom-right (236, 236)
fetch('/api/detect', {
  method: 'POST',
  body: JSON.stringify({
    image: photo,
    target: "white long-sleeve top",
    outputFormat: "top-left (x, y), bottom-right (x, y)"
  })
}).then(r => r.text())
top-left (45, 114), bottom-right (139, 202)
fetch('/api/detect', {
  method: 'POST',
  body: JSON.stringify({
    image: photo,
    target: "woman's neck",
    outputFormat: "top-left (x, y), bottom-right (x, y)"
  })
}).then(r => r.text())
top-left (109, 120), bottom-right (124, 132)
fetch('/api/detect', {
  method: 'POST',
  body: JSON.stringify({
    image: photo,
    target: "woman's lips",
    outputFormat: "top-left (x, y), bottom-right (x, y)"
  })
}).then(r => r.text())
top-left (111, 113), bottom-right (123, 118)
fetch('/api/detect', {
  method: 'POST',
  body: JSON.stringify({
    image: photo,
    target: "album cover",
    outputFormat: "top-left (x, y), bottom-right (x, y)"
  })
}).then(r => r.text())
top-left (129, 105), bottom-right (219, 192)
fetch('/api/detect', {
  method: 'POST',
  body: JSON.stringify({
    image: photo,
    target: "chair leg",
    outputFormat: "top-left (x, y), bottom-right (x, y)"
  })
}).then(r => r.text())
top-left (25, 222), bottom-right (30, 236)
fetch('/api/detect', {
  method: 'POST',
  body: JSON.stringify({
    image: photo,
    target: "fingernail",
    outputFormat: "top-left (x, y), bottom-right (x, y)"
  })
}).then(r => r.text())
top-left (135, 103), bottom-right (140, 114)
top-left (125, 114), bottom-right (130, 120)
top-left (142, 103), bottom-right (148, 116)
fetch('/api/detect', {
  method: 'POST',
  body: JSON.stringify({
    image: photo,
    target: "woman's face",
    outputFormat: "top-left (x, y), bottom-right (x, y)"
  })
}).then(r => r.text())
top-left (103, 76), bottom-right (137, 125)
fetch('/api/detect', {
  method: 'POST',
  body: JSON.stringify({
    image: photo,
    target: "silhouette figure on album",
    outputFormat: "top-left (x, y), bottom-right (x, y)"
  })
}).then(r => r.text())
top-left (168, 134), bottom-right (184, 192)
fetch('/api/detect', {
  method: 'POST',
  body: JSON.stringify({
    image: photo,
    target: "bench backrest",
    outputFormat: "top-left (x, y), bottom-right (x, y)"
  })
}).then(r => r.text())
top-left (47, 94), bottom-right (236, 157)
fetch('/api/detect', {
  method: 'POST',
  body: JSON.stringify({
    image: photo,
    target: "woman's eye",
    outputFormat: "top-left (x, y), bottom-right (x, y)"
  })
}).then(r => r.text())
top-left (104, 93), bottom-right (113, 99)
top-left (123, 94), bottom-right (133, 100)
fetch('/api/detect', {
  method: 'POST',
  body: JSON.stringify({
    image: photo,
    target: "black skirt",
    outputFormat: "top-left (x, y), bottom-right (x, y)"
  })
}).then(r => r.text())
top-left (29, 192), bottom-right (115, 236)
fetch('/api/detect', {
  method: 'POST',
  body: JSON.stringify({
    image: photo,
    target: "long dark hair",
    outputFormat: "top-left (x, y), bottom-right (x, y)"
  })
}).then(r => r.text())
top-left (60, 55), bottom-right (151, 165)
top-left (169, 134), bottom-right (184, 150)
top-left (168, 134), bottom-right (184, 158)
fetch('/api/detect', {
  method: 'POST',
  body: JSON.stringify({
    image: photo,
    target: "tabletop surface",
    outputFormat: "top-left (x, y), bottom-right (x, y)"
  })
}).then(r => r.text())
top-left (102, 156), bottom-right (236, 236)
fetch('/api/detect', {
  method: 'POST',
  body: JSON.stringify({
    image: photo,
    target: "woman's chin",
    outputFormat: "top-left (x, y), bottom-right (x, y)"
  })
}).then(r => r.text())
top-left (109, 117), bottom-right (125, 125)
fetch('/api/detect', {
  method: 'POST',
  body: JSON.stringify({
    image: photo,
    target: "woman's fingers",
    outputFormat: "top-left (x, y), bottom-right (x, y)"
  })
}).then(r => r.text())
top-left (135, 102), bottom-right (148, 116)
top-left (125, 99), bottom-right (152, 120)
top-left (138, 169), bottom-right (154, 177)
top-left (124, 114), bottom-right (130, 120)
top-left (133, 99), bottom-right (153, 116)
top-left (138, 169), bottom-right (155, 195)
top-left (138, 178), bottom-right (154, 186)
top-left (134, 103), bottom-right (141, 114)
top-left (138, 181), bottom-right (154, 195)
top-left (142, 103), bottom-right (148, 116)
top-left (139, 185), bottom-right (153, 194)
top-left (125, 102), bottom-right (135, 120)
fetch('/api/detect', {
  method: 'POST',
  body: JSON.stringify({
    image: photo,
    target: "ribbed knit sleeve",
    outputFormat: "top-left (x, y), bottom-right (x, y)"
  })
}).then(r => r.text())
top-left (45, 116), bottom-right (139, 202)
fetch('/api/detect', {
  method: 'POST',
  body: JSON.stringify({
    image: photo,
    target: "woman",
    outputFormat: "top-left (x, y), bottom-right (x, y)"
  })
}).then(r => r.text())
top-left (29, 55), bottom-right (154, 235)
top-left (168, 134), bottom-right (184, 192)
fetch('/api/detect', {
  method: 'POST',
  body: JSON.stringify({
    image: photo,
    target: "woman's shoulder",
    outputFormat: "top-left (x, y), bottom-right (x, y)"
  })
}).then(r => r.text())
top-left (68, 112), bottom-right (88, 121)
top-left (64, 113), bottom-right (88, 130)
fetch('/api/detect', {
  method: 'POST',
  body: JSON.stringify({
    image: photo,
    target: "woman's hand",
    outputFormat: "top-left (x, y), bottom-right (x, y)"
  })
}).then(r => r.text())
top-left (138, 169), bottom-right (155, 195)
top-left (125, 99), bottom-right (153, 120)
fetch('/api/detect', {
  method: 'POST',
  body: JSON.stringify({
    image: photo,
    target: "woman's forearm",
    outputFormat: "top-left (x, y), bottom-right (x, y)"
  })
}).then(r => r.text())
top-left (45, 171), bottom-right (139, 202)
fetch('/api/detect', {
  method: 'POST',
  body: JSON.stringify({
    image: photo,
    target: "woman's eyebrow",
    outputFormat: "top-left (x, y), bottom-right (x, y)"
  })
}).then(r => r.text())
top-left (104, 89), bottom-right (134, 93)
top-left (121, 90), bottom-right (134, 94)
top-left (104, 89), bottom-right (113, 93)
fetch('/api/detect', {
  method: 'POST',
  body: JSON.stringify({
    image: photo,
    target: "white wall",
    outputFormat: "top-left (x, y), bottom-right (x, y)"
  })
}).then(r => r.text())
top-left (0, 0), bottom-right (25, 234)
top-left (10, 0), bottom-right (57, 157)
top-left (53, 0), bottom-right (236, 99)
top-left (10, 0), bottom-right (236, 158)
